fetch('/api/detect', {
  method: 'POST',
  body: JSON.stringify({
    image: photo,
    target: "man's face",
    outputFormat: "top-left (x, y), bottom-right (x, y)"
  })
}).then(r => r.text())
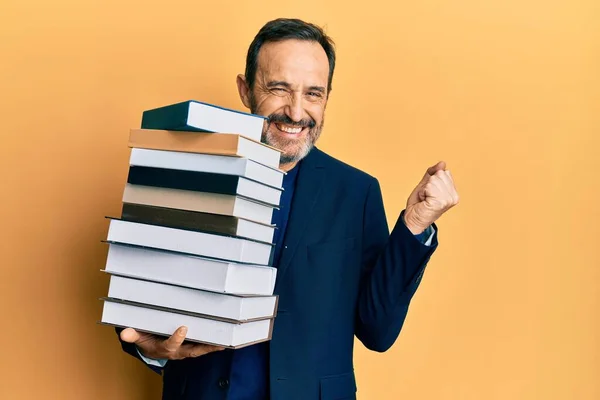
top-left (238, 39), bottom-right (330, 165)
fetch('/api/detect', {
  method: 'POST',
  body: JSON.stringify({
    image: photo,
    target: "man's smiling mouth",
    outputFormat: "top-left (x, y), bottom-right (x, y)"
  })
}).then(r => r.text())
top-left (274, 123), bottom-right (305, 134)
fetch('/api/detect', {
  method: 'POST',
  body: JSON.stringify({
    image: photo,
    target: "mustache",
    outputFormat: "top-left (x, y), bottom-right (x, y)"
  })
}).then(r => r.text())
top-left (267, 113), bottom-right (316, 129)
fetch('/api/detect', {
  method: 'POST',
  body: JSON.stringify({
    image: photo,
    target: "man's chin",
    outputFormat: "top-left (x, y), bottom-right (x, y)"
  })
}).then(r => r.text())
top-left (278, 144), bottom-right (314, 165)
top-left (262, 132), bottom-right (319, 165)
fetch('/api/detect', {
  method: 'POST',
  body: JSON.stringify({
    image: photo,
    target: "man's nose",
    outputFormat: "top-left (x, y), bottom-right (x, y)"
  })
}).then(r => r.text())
top-left (284, 93), bottom-right (304, 122)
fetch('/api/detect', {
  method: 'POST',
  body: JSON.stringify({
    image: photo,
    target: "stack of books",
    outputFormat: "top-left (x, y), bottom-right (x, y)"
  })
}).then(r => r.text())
top-left (99, 100), bottom-right (284, 349)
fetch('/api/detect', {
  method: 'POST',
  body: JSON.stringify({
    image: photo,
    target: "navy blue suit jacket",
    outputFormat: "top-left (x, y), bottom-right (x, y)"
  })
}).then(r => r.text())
top-left (117, 147), bottom-right (438, 399)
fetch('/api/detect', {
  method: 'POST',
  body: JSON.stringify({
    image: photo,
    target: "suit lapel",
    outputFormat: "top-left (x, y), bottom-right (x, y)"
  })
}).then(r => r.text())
top-left (274, 147), bottom-right (325, 292)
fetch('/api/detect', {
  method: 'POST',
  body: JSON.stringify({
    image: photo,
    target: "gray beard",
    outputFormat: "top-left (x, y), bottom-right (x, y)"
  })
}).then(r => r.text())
top-left (250, 94), bottom-right (323, 164)
top-left (261, 125), bottom-right (321, 164)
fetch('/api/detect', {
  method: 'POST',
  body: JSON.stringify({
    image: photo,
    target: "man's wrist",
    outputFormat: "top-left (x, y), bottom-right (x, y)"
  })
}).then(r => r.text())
top-left (402, 211), bottom-right (429, 235)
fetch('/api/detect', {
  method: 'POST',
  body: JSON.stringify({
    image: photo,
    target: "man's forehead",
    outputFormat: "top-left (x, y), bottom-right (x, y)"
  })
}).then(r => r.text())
top-left (256, 39), bottom-right (329, 86)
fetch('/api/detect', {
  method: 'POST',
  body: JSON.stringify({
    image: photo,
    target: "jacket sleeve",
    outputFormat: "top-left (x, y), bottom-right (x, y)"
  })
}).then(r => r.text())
top-left (355, 178), bottom-right (438, 352)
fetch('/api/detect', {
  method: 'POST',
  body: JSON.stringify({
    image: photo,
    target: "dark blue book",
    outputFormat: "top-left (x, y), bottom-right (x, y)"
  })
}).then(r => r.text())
top-left (127, 166), bottom-right (282, 207)
top-left (141, 100), bottom-right (266, 142)
top-left (120, 202), bottom-right (275, 244)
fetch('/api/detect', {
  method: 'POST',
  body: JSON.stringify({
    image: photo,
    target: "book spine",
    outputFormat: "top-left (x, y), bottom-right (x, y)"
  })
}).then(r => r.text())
top-left (127, 166), bottom-right (240, 195)
top-left (141, 101), bottom-right (193, 131)
top-left (121, 203), bottom-right (241, 238)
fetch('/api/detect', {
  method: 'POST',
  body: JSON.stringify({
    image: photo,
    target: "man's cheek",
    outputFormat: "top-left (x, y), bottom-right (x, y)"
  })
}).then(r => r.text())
top-left (308, 109), bottom-right (324, 124)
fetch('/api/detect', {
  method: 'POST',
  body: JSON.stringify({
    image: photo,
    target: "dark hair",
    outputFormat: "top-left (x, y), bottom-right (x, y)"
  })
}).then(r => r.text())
top-left (244, 18), bottom-right (336, 93)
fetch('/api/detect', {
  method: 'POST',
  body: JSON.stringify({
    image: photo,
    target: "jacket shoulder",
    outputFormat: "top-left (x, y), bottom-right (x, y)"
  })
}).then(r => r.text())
top-left (311, 147), bottom-right (377, 187)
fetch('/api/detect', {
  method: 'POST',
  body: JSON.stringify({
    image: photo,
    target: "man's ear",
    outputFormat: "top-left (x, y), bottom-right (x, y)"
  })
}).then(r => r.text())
top-left (236, 74), bottom-right (251, 109)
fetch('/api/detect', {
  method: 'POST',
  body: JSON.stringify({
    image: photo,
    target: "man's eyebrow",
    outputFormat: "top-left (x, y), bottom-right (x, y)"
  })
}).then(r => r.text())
top-left (307, 86), bottom-right (326, 93)
top-left (266, 81), bottom-right (326, 94)
top-left (266, 81), bottom-right (292, 88)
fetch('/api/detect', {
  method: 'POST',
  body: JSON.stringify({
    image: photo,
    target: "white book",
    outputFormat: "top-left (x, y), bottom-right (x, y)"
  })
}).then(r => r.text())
top-left (104, 243), bottom-right (277, 295)
top-left (106, 274), bottom-right (278, 321)
top-left (234, 135), bottom-right (281, 169)
top-left (234, 175), bottom-right (282, 206)
top-left (122, 184), bottom-right (275, 225)
top-left (106, 219), bottom-right (274, 265)
top-left (141, 100), bottom-right (266, 143)
top-left (100, 298), bottom-right (274, 348)
top-left (128, 129), bottom-right (282, 169)
top-left (129, 148), bottom-right (284, 189)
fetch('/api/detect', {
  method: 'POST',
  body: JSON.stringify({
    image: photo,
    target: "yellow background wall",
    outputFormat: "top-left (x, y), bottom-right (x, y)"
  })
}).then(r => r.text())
top-left (1, 0), bottom-right (598, 399)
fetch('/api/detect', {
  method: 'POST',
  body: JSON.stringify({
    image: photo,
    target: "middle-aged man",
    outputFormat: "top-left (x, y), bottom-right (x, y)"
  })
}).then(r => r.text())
top-left (116, 17), bottom-right (459, 400)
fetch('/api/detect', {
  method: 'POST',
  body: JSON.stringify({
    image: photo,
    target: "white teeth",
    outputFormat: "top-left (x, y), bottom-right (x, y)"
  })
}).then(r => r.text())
top-left (276, 124), bottom-right (302, 134)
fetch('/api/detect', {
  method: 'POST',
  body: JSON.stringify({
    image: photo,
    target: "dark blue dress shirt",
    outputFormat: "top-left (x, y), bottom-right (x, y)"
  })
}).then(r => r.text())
top-left (228, 162), bottom-right (301, 400)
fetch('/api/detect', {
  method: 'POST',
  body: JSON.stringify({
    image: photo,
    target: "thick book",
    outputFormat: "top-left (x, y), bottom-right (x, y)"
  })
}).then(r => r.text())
top-left (121, 202), bottom-right (275, 244)
top-left (141, 100), bottom-right (266, 143)
top-left (100, 297), bottom-right (274, 348)
top-left (106, 273), bottom-right (278, 322)
top-left (129, 147), bottom-right (284, 189)
top-left (106, 218), bottom-right (274, 265)
top-left (128, 128), bottom-right (282, 169)
top-left (104, 242), bottom-right (277, 295)
top-left (127, 166), bottom-right (282, 207)
top-left (122, 183), bottom-right (275, 225)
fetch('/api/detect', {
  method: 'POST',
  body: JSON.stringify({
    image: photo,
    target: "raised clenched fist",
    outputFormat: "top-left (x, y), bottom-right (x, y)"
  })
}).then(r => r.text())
top-left (403, 161), bottom-right (459, 234)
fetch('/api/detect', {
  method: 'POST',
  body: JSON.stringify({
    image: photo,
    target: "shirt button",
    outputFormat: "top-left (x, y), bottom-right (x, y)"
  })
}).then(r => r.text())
top-left (218, 378), bottom-right (229, 389)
